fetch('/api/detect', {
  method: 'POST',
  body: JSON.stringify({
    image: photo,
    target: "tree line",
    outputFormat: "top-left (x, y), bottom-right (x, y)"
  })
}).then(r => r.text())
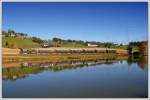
top-left (51, 37), bottom-right (127, 48)
top-left (2, 30), bottom-right (148, 53)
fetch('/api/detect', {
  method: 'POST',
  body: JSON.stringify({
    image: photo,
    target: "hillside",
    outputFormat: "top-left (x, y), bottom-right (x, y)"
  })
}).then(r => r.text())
top-left (2, 36), bottom-right (41, 48)
top-left (2, 30), bottom-right (129, 49)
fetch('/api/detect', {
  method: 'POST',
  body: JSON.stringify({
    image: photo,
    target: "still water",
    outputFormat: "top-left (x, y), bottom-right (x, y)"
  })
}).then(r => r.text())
top-left (2, 57), bottom-right (148, 98)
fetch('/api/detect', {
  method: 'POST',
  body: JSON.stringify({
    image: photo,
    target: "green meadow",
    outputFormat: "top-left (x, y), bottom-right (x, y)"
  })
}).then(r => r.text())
top-left (2, 36), bottom-right (41, 48)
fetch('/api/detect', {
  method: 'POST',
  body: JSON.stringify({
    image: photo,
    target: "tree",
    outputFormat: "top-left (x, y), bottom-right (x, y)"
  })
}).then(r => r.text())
top-left (32, 37), bottom-right (44, 44)
top-left (8, 29), bottom-right (15, 34)
top-left (5, 41), bottom-right (8, 47)
top-left (2, 31), bottom-right (8, 36)
top-left (52, 37), bottom-right (62, 42)
top-left (139, 41), bottom-right (148, 56)
top-left (120, 43), bottom-right (123, 46)
top-left (67, 39), bottom-right (72, 43)
top-left (104, 42), bottom-right (112, 48)
top-left (127, 45), bottom-right (132, 54)
top-left (20, 33), bottom-right (27, 36)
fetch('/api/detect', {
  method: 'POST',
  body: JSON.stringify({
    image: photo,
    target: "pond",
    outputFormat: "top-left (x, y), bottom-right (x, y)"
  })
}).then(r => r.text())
top-left (2, 56), bottom-right (148, 98)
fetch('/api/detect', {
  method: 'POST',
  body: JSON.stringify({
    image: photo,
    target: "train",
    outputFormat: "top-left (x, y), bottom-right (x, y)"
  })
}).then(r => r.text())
top-left (20, 48), bottom-right (117, 55)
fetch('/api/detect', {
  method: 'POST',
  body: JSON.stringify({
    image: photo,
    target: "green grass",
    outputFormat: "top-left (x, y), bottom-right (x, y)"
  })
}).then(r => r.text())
top-left (2, 36), bottom-right (41, 48)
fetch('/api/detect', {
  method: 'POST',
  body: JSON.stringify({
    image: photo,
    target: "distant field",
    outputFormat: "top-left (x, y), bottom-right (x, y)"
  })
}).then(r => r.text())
top-left (2, 36), bottom-right (41, 48)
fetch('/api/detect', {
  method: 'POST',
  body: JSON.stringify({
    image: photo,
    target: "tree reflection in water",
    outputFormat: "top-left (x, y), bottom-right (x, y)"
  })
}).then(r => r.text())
top-left (2, 57), bottom-right (148, 81)
top-left (127, 56), bottom-right (148, 70)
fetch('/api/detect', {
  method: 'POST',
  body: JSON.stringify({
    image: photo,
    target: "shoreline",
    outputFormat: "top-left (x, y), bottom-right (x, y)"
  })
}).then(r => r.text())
top-left (2, 53), bottom-right (128, 64)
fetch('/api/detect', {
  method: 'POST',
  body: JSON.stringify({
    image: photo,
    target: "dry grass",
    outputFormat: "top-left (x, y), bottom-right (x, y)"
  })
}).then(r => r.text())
top-left (2, 53), bottom-right (128, 63)
top-left (2, 47), bottom-right (128, 64)
top-left (2, 48), bottom-right (20, 55)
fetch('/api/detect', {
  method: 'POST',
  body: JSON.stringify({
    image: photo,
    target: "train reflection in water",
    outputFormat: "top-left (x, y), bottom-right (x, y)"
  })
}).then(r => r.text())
top-left (2, 59), bottom-right (118, 80)
top-left (21, 59), bottom-right (117, 68)
top-left (2, 56), bottom-right (147, 81)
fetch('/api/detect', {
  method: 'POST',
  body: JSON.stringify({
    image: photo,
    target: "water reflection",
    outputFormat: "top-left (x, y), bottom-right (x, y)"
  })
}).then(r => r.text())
top-left (2, 57), bottom-right (147, 81)
top-left (127, 56), bottom-right (148, 70)
top-left (2, 56), bottom-right (148, 98)
top-left (2, 59), bottom-right (117, 80)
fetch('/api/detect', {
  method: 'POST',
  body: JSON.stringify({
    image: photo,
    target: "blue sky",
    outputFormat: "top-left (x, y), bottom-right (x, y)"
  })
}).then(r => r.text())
top-left (2, 2), bottom-right (148, 44)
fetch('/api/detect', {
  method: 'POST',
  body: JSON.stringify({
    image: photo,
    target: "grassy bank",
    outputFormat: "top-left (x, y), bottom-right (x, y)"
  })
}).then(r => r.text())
top-left (3, 53), bottom-right (128, 63)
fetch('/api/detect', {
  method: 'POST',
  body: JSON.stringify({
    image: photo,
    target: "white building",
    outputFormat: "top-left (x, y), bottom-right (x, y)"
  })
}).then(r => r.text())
top-left (87, 43), bottom-right (98, 47)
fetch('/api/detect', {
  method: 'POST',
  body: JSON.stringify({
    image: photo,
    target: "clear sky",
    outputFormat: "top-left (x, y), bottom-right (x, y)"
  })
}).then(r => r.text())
top-left (2, 2), bottom-right (148, 44)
